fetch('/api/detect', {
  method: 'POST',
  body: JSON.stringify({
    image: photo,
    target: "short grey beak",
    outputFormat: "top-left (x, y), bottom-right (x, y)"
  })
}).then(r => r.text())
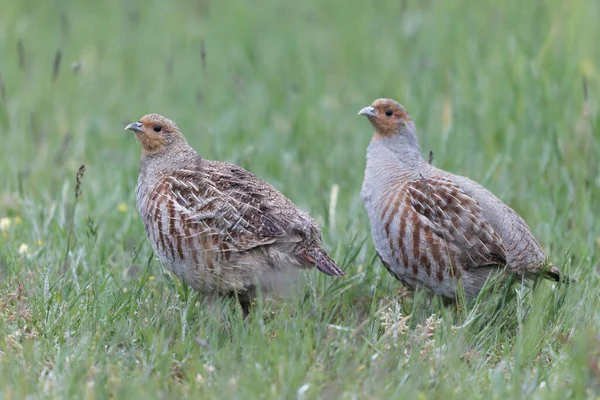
top-left (358, 106), bottom-right (376, 117)
top-left (124, 121), bottom-right (143, 133)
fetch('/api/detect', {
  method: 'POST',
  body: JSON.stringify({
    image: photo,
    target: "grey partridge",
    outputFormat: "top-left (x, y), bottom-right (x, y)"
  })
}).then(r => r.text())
top-left (358, 98), bottom-right (562, 300)
top-left (125, 114), bottom-right (344, 314)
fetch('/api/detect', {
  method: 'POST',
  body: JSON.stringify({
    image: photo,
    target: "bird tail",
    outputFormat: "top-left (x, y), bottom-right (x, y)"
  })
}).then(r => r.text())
top-left (302, 249), bottom-right (345, 277)
top-left (544, 262), bottom-right (576, 283)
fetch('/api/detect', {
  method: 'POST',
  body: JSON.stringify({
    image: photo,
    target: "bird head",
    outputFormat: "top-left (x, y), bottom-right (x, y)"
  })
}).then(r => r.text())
top-left (125, 114), bottom-right (185, 155)
top-left (358, 98), bottom-right (415, 140)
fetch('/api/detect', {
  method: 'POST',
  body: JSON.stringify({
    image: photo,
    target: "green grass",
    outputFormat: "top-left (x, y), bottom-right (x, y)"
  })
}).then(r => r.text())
top-left (0, 0), bottom-right (599, 398)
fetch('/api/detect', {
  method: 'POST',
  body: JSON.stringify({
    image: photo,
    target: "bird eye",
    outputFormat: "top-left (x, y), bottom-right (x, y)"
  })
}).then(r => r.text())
top-left (153, 125), bottom-right (162, 132)
top-left (385, 110), bottom-right (393, 117)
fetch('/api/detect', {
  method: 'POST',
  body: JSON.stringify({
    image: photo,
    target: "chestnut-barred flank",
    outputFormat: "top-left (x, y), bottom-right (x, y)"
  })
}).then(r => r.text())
top-left (359, 98), bottom-right (564, 300)
top-left (126, 114), bottom-right (344, 315)
top-left (378, 176), bottom-right (507, 291)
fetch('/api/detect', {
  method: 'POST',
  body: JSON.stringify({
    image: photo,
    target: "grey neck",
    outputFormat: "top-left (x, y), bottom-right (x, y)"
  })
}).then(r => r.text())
top-left (374, 132), bottom-right (423, 165)
top-left (363, 130), bottom-right (426, 187)
top-left (140, 145), bottom-right (199, 181)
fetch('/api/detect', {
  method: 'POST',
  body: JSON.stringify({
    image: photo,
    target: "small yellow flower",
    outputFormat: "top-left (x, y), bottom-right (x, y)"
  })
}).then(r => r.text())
top-left (0, 217), bottom-right (11, 231)
top-left (117, 203), bottom-right (128, 213)
top-left (36, 240), bottom-right (43, 246)
top-left (581, 59), bottom-right (595, 78)
top-left (149, 275), bottom-right (155, 281)
top-left (14, 216), bottom-right (22, 224)
top-left (18, 243), bottom-right (29, 256)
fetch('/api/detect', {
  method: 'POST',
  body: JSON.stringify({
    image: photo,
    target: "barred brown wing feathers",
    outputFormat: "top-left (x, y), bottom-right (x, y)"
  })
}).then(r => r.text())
top-left (162, 164), bottom-right (302, 254)
top-left (404, 176), bottom-right (507, 269)
top-left (203, 161), bottom-right (310, 238)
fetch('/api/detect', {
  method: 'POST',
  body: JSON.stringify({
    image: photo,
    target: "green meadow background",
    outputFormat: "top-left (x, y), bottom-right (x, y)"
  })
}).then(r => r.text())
top-left (0, 0), bottom-right (599, 398)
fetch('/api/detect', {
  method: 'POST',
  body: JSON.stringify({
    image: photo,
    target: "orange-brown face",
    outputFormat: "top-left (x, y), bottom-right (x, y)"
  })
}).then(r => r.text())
top-left (124, 114), bottom-right (182, 155)
top-left (358, 98), bottom-right (413, 139)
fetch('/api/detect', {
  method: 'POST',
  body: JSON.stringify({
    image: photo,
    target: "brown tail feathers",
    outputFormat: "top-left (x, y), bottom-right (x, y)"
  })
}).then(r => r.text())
top-left (302, 249), bottom-right (345, 277)
top-left (545, 263), bottom-right (576, 283)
